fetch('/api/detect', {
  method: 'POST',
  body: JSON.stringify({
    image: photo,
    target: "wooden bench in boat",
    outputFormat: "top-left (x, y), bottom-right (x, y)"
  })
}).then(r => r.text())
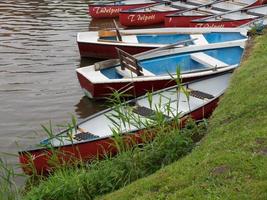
top-left (190, 34), bottom-right (208, 45)
top-left (121, 35), bottom-right (138, 43)
top-left (190, 52), bottom-right (228, 68)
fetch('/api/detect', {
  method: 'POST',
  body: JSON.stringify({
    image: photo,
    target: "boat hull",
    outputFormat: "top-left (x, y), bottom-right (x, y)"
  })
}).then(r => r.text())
top-left (77, 70), bottom-right (228, 99)
top-left (119, 10), bottom-right (178, 27)
top-left (78, 42), bottom-right (154, 59)
top-left (18, 96), bottom-right (219, 175)
top-left (89, 3), bottom-right (156, 18)
top-left (190, 18), bottom-right (257, 28)
top-left (164, 15), bottom-right (213, 27)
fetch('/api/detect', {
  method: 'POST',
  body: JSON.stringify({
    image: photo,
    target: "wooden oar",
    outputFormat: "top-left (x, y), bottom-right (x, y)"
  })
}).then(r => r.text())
top-left (98, 20), bottom-right (123, 39)
top-left (113, 19), bottom-right (122, 41)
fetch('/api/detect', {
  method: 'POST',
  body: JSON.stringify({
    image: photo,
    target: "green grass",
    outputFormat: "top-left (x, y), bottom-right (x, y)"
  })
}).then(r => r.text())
top-left (98, 32), bottom-right (267, 200)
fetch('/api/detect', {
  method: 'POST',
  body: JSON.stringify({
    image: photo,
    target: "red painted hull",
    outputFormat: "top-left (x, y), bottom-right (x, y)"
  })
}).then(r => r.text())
top-left (119, 10), bottom-right (179, 27)
top-left (78, 42), bottom-right (154, 59)
top-left (19, 95), bottom-right (219, 175)
top-left (190, 17), bottom-right (258, 28)
top-left (88, 3), bottom-right (156, 18)
top-left (164, 15), bottom-right (213, 27)
top-left (252, 0), bottom-right (267, 6)
top-left (77, 71), bottom-right (225, 99)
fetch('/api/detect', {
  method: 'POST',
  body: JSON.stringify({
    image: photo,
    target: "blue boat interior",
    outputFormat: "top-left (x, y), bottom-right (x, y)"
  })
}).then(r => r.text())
top-left (100, 32), bottom-right (246, 44)
top-left (100, 46), bottom-right (244, 79)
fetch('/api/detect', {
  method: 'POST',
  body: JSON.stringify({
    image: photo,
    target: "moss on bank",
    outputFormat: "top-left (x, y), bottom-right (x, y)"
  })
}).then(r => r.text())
top-left (99, 32), bottom-right (267, 199)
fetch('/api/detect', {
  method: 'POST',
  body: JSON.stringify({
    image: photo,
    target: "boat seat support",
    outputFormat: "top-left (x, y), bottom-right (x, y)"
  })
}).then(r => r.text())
top-left (74, 132), bottom-right (100, 141)
top-left (132, 106), bottom-right (171, 120)
top-left (116, 48), bottom-right (144, 76)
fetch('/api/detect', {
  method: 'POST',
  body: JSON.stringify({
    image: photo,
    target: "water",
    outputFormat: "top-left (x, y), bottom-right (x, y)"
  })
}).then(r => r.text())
top-left (0, 0), bottom-right (119, 175)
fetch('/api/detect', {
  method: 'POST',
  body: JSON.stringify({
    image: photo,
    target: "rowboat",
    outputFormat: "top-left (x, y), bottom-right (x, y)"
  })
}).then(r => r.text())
top-left (77, 27), bottom-right (248, 59)
top-left (88, 0), bottom-right (157, 18)
top-left (119, 0), bottom-right (216, 27)
top-left (164, 0), bottom-right (262, 27)
top-left (19, 72), bottom-right (233, 175)
top-left (190, 4), bottom-right (267, 28)
top-left (76, 39), bottom-right (246, 99)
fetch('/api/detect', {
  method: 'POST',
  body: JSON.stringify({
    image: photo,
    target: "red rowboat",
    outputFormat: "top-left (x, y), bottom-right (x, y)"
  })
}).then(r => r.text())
top-left (164, 0), bottom-right (262, 27)
top-left (190, 4), bottom-right (267, 28)
top-left (77, 27), bottom-right (247, 59)
top-left (119, 0), bottom-right (215, 27)
top-left (19, 72), bottom-right (233, 175)
top-left (88, 0), bottom-right (157, 18)
top-left (76, 39), bottom-right (246, 99)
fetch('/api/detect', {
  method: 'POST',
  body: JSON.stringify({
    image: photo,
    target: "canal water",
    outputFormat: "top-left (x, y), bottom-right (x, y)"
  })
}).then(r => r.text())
top-left (0, 0), bottom-right (120, 175)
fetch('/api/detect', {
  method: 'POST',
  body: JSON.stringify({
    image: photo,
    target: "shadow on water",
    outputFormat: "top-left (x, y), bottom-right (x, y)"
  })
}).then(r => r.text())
top-left (75, 96), bottom-right (107, 119)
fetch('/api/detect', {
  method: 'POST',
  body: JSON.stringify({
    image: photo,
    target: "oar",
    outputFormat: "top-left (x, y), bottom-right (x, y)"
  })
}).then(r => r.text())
top-left (169, 0), bottom-right (228, 16)
top-left (134, 38), bottom-right (197, 58)
top-left (89, 0), bottom-right (124, 5)
top-left (113, 19), bottom-right (122, 41)
top-left (94, 38), bottom-right (197, 70)
top-left (240, 15), bottom-right (267, 31)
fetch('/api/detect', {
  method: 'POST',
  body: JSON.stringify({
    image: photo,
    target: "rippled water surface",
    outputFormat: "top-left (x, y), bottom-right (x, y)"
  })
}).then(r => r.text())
top-left (0, 0), bottom-right (118, 169)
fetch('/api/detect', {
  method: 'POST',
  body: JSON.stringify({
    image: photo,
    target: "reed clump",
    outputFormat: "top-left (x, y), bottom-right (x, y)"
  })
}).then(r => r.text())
top-left (22, 119), bottom-right (207, 200)
top-left (0, 158), bottom-right (21, 200)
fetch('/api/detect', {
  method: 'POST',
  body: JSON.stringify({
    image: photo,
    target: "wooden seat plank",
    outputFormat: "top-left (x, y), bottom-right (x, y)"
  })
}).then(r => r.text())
top-left (190, 52), bottom-right (228, 68)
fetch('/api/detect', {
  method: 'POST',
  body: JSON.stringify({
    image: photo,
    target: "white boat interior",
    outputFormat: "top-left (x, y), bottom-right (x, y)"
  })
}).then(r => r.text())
top-left (180, 9), bottom-right (222, 16)
top-left (170, 0), bottom-right (262, 17)
top-left (93, 0), bottom-right (156, 6)
top-left (211, 0), bottom-right (257, 11)
top-left (126, 0), bottom-right (214, 13)
top-left (45, 73), bottom-right (232, 147)
top-left (196, 5), bottom-right (267, 21)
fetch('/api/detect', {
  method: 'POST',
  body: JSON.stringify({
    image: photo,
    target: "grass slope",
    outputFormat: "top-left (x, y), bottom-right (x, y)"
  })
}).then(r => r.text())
top-left (99, 33), bottom-right (267, 200)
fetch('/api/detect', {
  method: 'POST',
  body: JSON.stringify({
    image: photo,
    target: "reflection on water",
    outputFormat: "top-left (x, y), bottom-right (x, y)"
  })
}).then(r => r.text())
top-left (75, 96), bottom-right (107, 118)
top-left (0, 0), bottom-right (115, 172)
top-left (89, 18), bottom-right (123, 31)
top-left (79, 57), bottom-right (103, 68)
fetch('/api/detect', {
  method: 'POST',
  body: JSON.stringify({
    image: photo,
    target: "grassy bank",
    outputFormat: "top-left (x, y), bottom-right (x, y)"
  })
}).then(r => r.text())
top-left (22, 115), bottom-right (207, 199)
top-left (99, 31), bottom-right (267, 199)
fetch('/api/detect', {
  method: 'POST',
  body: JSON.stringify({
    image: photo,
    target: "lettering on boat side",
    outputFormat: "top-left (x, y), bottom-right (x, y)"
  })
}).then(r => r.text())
top-left (93, 7), bottom-right (122, 15)
top-left (127, 14), bottom-right (156, 23)
top-left (195, 23), bottom-right (225, 28)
